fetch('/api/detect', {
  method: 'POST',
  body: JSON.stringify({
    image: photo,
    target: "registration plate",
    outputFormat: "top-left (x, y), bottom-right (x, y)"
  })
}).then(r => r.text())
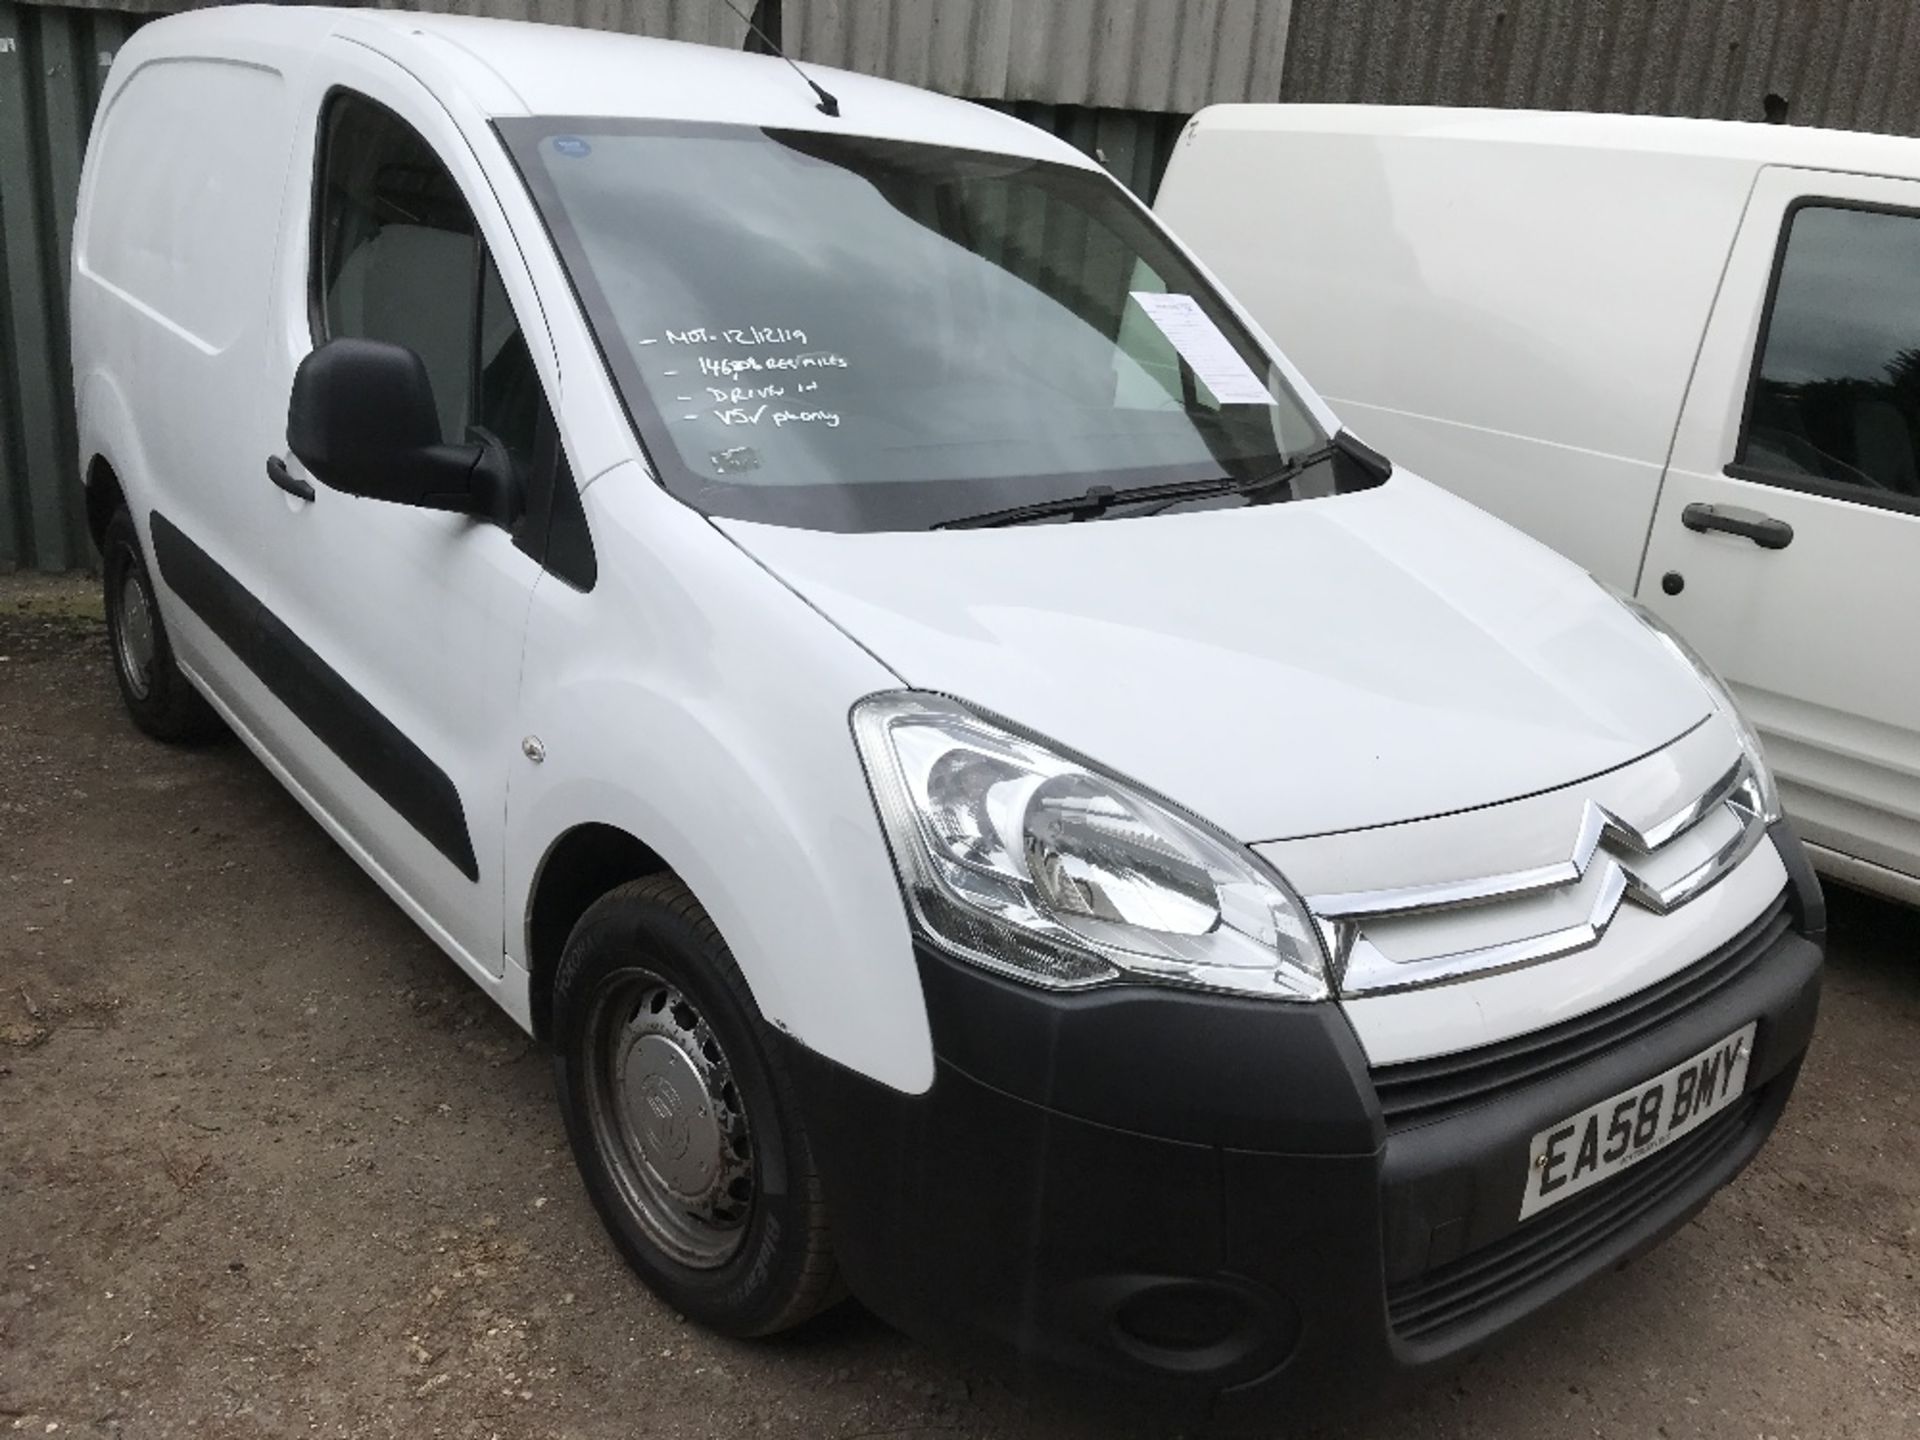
top-left (1519, 1021), bottom-right (1756, 1220)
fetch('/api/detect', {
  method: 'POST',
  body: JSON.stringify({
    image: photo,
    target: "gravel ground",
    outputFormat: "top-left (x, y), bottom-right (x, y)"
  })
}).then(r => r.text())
top-left (2, 573), bottom-right (1916, 1440)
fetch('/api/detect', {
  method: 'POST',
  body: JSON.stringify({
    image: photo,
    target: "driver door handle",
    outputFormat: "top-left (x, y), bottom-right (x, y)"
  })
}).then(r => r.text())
top-left (1681, 502), bottom-right (1792, 550)
top-left (267, 454), bottom-right (315, 502)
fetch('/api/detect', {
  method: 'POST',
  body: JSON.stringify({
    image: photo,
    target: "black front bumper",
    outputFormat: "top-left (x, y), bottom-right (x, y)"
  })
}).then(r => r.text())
top-left (788, 824), bottom-right (1825, 1422)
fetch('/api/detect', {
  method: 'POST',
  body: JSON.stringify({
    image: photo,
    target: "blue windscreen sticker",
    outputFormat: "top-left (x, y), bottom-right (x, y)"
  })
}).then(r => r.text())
top-left (551, 135), bottom-right (591, 158)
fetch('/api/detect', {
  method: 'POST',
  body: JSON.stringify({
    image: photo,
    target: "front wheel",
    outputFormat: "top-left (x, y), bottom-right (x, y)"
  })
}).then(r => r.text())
top-left (552, 875), bottom-right (840, 1335)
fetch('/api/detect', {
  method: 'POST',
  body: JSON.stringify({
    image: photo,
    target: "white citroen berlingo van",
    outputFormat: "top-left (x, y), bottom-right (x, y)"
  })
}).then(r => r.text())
top-left (73, 8), bottom-right (1823, 1419)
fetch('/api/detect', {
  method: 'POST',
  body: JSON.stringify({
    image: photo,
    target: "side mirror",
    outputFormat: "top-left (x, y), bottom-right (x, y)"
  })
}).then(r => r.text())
top-left (286, 338), bottom-right (518, 523)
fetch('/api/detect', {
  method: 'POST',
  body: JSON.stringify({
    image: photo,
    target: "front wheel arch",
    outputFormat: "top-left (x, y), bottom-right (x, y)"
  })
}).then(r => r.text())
top-left (525, 821), bottom-right (669, 1045)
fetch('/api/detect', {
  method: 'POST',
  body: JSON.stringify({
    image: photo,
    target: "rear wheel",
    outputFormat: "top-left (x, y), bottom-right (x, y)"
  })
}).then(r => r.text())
top-left (101, 508), bottom-right (223, 744)
top-left (552, 875), bottom-right (840, 1335)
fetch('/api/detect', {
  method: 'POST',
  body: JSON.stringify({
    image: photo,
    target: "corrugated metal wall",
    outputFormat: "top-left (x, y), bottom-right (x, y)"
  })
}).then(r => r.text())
top-left (979, 99), bottom-right (1189, 200)
top-left (0, 0), bottom-right (139, 573)
top-left (780, 0), bottom-right (1292, 111)
top-left (1281, 0), bottom-right (1920, 135)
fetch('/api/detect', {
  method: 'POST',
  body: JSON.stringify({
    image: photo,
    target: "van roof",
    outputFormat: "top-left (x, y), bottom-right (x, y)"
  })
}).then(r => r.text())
top-left (131, 5), bottom-right (1079, 165)
top-left (1191, 103), bottom-right (1920, 181)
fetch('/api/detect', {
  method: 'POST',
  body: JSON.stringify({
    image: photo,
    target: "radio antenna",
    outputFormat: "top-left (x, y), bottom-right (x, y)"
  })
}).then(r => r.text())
top-left (715, 0), bottom-right (841, 118)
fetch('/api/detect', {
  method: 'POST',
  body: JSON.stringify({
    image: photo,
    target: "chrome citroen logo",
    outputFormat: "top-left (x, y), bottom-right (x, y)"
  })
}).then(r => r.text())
top-left (1309, 761), bottom-right (1769, 998)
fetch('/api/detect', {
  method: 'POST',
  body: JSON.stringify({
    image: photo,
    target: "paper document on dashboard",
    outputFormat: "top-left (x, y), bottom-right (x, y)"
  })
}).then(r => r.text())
top-left (1129, 291), bottom-right (1274, 405)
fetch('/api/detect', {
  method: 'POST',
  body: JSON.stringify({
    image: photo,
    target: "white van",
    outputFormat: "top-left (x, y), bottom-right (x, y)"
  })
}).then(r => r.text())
top-left (73, 11), bottom-right (1822, 1419)
top-left (1158, 105), bottom-right (1920, 908)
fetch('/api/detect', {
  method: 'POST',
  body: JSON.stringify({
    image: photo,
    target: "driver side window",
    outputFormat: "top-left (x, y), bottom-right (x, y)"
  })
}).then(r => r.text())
top-left (312, 91), bottom-right (538, 471)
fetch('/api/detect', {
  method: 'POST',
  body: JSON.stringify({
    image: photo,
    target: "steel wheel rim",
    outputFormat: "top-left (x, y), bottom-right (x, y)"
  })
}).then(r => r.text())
top-left (583, 967), bottom-right (755, 1269)
top-left (115, 568), bottom-right (157, 701)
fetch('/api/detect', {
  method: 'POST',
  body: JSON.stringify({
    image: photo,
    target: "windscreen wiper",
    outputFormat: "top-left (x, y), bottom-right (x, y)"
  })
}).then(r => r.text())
top-left (935, 443), bottom-right (1340, 530)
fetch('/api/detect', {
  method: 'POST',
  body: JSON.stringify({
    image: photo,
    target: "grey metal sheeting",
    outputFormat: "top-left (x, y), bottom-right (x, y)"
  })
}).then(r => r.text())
top-left (780, 0), bottom-right (1293, 110)
top-left (1280, 0), bottom-right (1920, 136)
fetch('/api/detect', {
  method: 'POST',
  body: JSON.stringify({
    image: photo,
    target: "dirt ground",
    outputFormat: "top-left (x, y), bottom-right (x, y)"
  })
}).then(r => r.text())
top-left (1, 573), bottom-right (1915, 1440)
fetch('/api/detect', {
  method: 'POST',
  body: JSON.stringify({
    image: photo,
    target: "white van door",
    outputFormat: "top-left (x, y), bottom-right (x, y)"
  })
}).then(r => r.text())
top-left (229, 63), bottom-right (555, 982)
top-left (1647, 166), bottom-right (1920, 894)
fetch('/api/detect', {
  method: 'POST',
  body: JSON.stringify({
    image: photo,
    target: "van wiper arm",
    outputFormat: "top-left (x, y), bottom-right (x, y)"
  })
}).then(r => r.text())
top-left (936, 480), bottom-right (1204, 529)
top-left (935, 444), bottom-right (1339, 530)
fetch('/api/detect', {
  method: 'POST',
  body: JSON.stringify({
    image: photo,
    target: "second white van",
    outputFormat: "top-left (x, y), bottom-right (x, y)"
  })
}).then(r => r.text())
top-left (1159, 104), bottom-right (1920, 908)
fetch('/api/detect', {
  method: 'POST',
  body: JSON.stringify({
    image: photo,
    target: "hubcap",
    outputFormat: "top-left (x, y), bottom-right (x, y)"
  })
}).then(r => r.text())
top-left (585, 969), bottom-right (754, 1269)
top-left (115, 570), bottom-right (158, 700)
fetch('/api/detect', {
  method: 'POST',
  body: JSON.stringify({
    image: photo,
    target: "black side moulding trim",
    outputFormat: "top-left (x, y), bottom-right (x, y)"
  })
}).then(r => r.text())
top-left (149, 511), bottom-right (480, 881)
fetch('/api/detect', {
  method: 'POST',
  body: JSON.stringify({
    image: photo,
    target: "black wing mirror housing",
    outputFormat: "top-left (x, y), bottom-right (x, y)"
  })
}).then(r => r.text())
top-left (287, 337), bottom-right (496, 515)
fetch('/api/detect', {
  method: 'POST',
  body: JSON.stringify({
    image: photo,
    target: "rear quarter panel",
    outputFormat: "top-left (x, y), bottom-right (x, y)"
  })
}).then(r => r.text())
top-left (70, 19), bottom-right (302, 656)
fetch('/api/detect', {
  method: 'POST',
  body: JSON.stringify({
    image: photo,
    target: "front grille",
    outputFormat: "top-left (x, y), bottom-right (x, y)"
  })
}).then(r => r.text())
top-left (1386, 1095), bottom-right (1758, 1343)
top-left (1371, 894), bottom-right (1791, 1132)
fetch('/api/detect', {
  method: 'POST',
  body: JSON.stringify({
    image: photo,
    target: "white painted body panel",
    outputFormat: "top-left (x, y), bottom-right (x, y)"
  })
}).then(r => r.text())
top-left (1650, 166), bottom-right (1920, 890)
top-left (70, 11), bottom-right (1790, 1097)
top-left (251, 40), bottom-right (538, 980)
top-left (719, 476), bottom-right (1710, 843)
top-left (1159, 105), bottom-right (1920, 898)
top-left (1154, 106), bottom-right (1761, 592)
top-left (506, 465), bottom-right (932, 1091)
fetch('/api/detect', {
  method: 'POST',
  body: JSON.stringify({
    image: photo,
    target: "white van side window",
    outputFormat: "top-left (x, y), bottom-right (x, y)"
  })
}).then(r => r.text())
top-left (78, 59), bottom-right (287, 351)
top-left (313, 91), bottom-right (482, 444)
top-left (1738, 202), bottom-right (1920, 513)
top-left (311, 91), bottom-right (540, 462)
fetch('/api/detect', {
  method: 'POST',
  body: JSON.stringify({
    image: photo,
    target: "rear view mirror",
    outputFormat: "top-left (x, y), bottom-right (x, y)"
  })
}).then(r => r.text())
top-left (287, 338), bottom-right (517, 523)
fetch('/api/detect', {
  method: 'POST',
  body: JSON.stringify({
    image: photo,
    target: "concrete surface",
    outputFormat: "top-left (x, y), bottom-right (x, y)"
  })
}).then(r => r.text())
top-left (2, 575), bottom-right (1915, 1438)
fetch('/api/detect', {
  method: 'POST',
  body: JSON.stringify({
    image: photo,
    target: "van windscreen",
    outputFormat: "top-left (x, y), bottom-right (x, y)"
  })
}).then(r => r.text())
top-left (498, 119), bottom-right (1332, 532)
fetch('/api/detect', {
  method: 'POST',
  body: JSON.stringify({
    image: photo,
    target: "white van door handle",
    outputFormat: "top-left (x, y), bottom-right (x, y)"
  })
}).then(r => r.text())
top-left (1682, 502), bottom-right (1792, 550)
top-left (266, 454), bottom-right (315, 503)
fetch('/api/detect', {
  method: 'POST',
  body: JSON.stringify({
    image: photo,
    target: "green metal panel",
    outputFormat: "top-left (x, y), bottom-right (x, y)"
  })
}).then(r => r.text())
top-left (0, 0), bottom-right (137, 572)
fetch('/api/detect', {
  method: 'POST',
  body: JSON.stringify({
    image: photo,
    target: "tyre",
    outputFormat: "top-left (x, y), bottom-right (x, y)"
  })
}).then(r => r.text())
top-left (100, 508), bottom-right (224, 744)
top-left (552, 874), bottom-right (840, 1335)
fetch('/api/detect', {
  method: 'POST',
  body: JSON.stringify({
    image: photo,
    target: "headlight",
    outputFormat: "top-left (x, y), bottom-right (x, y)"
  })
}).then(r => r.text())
top-left (1615, 593), bottom-right (1781, 823)
top-left (851, 692), bottom-right (1329, 1001)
